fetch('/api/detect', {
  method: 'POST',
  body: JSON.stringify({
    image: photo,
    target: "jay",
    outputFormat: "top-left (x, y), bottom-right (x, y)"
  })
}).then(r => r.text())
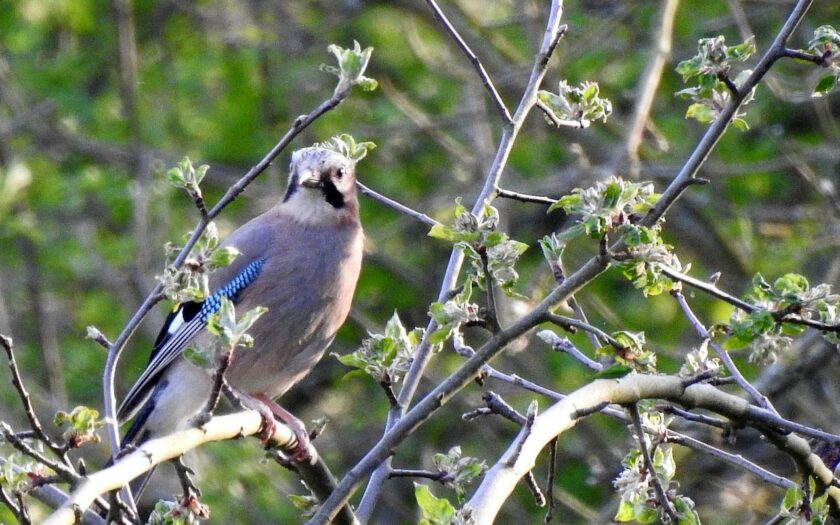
top-left (117, 144), bottom-right (364, 465)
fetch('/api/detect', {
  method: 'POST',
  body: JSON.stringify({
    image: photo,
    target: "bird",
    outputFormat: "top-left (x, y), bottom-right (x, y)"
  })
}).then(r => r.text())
top-left (117, 144), bottom-right (364, 465)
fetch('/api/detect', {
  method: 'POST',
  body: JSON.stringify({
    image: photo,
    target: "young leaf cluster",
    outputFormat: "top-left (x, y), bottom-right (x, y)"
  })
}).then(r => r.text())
top-left (431, 446), bottom-right (487, 502)
top-left (429, 201), bottom-right (529, 297)
top-left (678, 340), bottom-right (721, 378)
top-left (318, 134), bottom-right (377, 163)
top-left (428, 280), bottom-right (481, 345)
top-left (0, 452), bottom-right (45, 493)
top-left (550, 176), bottom-right (659, 241)
top-left (185, 297), bottom-right (267, 367)
top-left (337, 312), bottom-right (421, 386)
top-left (537, 81), bottom-right (613, 128)
top-left (146, 495), bottom-right (209, 525)
top-left (779, 479), bottom-right (829, 525)
top-left (320, 40), bottom-right (378, 95)
top-left (616, 224), bottom-right (685, 297)
top-left (807, 25), bottom-right (840, 96)
top-left (614, 430), bottom-right (699, 525)
top-left (54, 405), bottom-right (104, 447)
top-left (158, 221), bottom-right (241, 304)
top-left (598, 331), bottom-right (657, 374)
top-left (723, 273), bottom-right (840, 363)
top-left (288, 491), bottom-right (320, 519)
top-left (675, 36), bottom-right (756, 130)
top-left (166, 157), bottom-right (208, 203)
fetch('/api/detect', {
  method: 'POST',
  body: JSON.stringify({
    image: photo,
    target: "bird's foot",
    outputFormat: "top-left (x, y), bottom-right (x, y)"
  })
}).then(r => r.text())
top-left (251, 394), bottom-right (316, 465)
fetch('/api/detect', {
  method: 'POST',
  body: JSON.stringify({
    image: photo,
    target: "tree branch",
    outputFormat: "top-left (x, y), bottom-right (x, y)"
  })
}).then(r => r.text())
top-left (44, 410), bottom-right (355, 525)
top-left (422, 0), bottom-right (513, 125)
top-left (464, 374), bottom-right (839, 524)
top-left (355, 2), bottom-right (567, 520)
top-left (672, 289), bottom-right (777, 413)
top-left (628, 404), bottom-right (678, 523)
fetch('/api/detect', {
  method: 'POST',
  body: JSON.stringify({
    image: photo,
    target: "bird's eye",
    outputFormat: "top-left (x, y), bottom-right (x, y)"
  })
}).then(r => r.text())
top-left (335, 168), bottom-right (345, 180)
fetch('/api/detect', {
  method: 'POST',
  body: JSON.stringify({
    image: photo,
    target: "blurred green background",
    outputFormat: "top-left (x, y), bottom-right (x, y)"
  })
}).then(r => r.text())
top-left (1, 0), bottom-right (839, 523)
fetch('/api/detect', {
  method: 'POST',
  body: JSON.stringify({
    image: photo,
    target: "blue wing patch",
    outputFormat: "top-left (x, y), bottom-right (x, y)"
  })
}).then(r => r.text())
top-left (117, 258), bottom-right (266, 424)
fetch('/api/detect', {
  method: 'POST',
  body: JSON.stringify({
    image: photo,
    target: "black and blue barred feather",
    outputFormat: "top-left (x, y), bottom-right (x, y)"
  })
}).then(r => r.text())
top-left (117, 258), bottom-right (266, 432)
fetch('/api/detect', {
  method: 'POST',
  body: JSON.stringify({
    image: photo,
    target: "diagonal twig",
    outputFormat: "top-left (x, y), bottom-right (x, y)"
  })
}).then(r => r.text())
top-left (423, 0), bottom-right (513, 125)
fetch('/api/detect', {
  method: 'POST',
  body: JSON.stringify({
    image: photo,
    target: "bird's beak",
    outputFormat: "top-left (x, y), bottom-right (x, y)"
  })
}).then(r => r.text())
top-left (299, 170), bottom-right (323, 189)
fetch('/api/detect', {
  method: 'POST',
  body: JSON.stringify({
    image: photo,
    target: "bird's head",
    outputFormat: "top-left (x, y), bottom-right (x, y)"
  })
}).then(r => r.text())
top-left (281, 147), bottom-right (359, 225)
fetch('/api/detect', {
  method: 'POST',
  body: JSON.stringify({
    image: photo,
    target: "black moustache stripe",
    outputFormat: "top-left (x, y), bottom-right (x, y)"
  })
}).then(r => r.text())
top-left (282, 173), bottom-right (300, 202)
top-left (322, 178), bottom-right (345, 208)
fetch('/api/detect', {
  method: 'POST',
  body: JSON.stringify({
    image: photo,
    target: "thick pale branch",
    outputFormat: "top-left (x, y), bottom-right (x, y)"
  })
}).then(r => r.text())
top-left (44, 411), bottom-right (296, 525)
top-left (466, 375), bottom-right (840, 524)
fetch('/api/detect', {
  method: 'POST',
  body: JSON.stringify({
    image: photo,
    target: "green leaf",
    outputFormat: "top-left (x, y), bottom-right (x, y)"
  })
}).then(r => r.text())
top-left (414, 483), bottom-right (456, 525)
top-left (208, 246), bottom-right (241, 268)
top-left (603, 180), bottom-right (621, 208)
top-left (731, 118), bottom-right (749, 132)
top-left (427, 224), bottom-right (479, 243)
top-left (725, 36), bottom-right (756, 61)
top-left (319, 134), bottom-right (377, 162)
top-left (686, 103), bottom-right (716, 123)
top-left (774, 273), bottom-right (809, 294)
top-left (615, 499), bottom-right (636, 521)
top-left (673, 496), bottom-right (701, 525)
top-left (813, 74), bottom-right (838, 97)
top-left (547, 195), bottom-right (572, 214)
top-left (557, 223), bottom-right (586, 241)
top-left (781, 485), bottom-right (803, 512)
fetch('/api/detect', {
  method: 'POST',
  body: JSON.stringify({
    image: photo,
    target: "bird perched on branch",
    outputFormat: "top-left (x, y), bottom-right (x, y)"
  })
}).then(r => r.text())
top-left (117, 143), bottom-right (364, 464)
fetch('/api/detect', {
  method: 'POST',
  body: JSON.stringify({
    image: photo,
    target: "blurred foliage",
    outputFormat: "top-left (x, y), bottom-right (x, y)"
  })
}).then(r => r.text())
top-left (0, 0), bottom-right (839, 523)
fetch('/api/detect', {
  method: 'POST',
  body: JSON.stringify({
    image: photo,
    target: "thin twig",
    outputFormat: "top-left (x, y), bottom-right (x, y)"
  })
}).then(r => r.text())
top-left (483, 391), bottom-right (527, 426)
top-left (660, 265), bottom-right (755, 311)
top-left (356, 182), bottom-right (440, 227)
top-left (423, 0), bottom-right (513, 125)
top-left (672, 289), bottom-right (778, 414)
top-left (85, 326), bottom-right (112, 350)
top-left (543, 312), bottom-right (620, 350)
top-left (173, 457), bottom-right (201, 498)
top-left (479, 249), bottom-right (502, 333)
top-left (662, 265), bottom-right (840, 334)
top-left (200, 344), bottom-right (235, 419)
top-left (544, 438), bottom-right (558, 523)
top-left (387, 469), bottom-right (449, 482)
top-left (782, 47), bottom-right (831, 66)
top-left (718, 72), bottom-right (740, 97)
top-left (380, 380), bottom-right (401, 410)
top-left (537, 327), bottom-right (603, 372)
top-left (0, 335), bottom-right (70, 464)
top-left (495, 187), bottom-right (557, 206)
top-left (627, 404), bottom-right (678, 523)
top-left (658, 404), bottom-right (729, 429)
top-left (524, 470), bottom-right (546, 507)
top-left (662, 432), bottom-right (794, 489)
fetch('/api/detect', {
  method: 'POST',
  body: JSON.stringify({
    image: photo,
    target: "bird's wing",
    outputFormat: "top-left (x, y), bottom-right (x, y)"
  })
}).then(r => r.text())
top-left (117, 219), bottom-right (274, 422)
